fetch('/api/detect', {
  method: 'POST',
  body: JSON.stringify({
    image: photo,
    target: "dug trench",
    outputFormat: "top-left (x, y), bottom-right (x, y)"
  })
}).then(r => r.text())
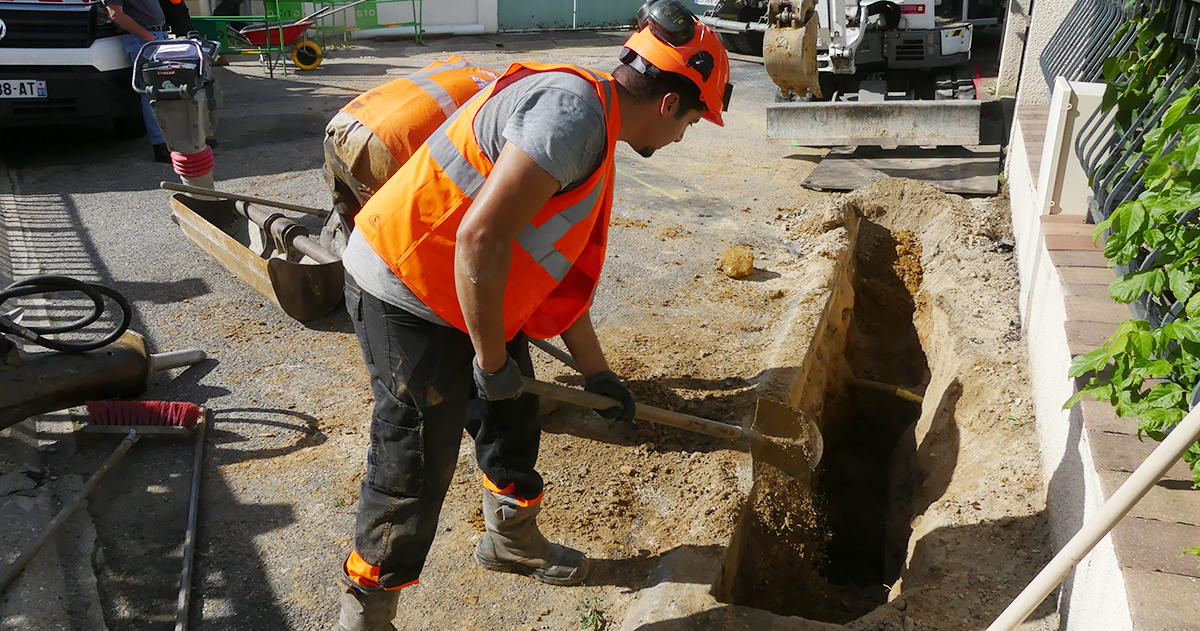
top-left (714, 180), bottom-right (1060, 630)
top-left (727, 220), bottom-right (931, 622)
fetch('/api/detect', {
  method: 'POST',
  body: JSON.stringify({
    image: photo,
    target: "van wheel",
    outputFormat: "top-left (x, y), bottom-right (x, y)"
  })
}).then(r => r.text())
top-left (113, 115), bottom-right (146, 139)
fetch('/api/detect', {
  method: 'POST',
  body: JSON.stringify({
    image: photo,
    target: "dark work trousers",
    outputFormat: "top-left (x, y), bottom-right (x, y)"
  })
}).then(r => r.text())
top-left (344, 274), bottom-right (543, 589)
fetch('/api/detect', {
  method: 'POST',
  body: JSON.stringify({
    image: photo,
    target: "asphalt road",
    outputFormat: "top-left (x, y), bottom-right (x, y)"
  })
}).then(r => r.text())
top-left (0, 31), bottom-right (826, 630)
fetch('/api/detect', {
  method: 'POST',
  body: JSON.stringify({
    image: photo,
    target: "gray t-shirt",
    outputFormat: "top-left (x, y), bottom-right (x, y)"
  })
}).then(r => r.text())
top-left (105, 0), bottom-right (166, 29)
top-left (342, 69), bottom-right (609, 325)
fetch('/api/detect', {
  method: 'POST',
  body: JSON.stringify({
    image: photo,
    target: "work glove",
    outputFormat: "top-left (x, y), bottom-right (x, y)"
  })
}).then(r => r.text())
top-left (473, 356), bottom-right (524, 401)
top-left (584, 370), bottom-right (636, 423)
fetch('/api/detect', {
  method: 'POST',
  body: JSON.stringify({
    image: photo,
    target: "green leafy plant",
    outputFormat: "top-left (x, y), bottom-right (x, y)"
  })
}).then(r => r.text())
top-left (577, 597), bottom-right (607, 631)
top-left (1067, 26), bottom-right (1200, 487)
top-left (1069, 10), bottom-right (1200, 569)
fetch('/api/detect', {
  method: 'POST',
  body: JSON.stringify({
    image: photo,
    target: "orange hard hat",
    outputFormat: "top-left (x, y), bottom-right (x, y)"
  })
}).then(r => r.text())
top-left (621, 0), bottom-right (733, 126)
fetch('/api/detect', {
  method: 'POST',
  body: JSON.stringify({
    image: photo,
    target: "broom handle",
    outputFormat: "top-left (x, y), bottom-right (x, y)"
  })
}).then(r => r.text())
top-left (0, 430), bottom-right (139, 595)
top-left (175, 413), bottom-right (207, 631)
top-left (150, 349), bottom-right (208, 373)
top-left (987, 405), bottom-right (1200, 631)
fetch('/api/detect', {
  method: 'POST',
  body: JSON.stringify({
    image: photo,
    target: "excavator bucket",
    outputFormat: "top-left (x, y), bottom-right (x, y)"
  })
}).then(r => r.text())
top-left (168, 193), bottom-right (344, 322)
top-left (763, 0), bottom-right (822, 99)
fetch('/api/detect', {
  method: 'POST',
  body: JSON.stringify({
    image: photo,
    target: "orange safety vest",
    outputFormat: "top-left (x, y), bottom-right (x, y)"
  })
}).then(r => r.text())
top-left (356, 61), bottom-right (620, 340)
top-left (341, 55), bottom-right (500, 168)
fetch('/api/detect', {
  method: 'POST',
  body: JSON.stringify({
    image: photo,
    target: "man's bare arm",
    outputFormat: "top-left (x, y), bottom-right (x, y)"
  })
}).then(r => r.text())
top-left (559, 311), bottom-right (609, 378)
top-left (455, 142), bottom-right (560, 372)
top-left (106, 4), bottom-right (155, 41)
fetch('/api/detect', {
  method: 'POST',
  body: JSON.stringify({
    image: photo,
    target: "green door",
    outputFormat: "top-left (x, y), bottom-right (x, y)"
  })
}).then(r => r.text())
top-left (498, 0), bottom-right (645, 30)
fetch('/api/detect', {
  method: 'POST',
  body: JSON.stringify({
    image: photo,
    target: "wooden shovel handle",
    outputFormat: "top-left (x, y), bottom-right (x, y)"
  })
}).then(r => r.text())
top-left (522, 377), bottom-right (763, 446)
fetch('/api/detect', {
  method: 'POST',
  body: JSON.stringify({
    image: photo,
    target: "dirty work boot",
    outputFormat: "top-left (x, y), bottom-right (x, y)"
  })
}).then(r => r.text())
top-left (332, 575), bottom-right (399, 631)
top-left (474, 489), bottom-right (589, 586)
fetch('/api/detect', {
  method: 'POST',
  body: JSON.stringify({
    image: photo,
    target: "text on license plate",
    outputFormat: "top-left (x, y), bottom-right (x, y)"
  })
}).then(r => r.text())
top-left (0, 80), bottom-right (47, 99)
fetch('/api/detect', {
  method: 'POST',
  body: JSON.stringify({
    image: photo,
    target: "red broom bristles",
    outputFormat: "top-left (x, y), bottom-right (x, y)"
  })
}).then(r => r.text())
top-left (84, 401), bottom-right (203, 429)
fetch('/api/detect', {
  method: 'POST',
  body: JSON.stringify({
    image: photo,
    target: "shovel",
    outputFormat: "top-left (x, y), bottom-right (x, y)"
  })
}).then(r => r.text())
top-left (525, 340), bottom-right (823, 477)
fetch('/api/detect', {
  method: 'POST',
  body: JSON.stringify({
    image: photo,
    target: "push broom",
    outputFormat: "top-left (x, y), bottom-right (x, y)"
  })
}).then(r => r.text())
top-left (0, 399), bottom-right (208, 631)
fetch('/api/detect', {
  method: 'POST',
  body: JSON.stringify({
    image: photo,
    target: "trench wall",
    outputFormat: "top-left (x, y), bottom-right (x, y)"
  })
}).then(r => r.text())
top-left (713, 207), bottom-right (862, 602)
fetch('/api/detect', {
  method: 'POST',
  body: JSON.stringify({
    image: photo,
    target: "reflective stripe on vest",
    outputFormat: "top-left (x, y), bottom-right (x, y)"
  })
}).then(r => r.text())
top-left (517, 179), bottom-right (605, 282)
top-left (341, 56), bottom-right (498, 168)
top-left (355, 62), bottom-right (620, 340)
top-left (407, 57), bottom-right (474, 118)
top-left (423, 77), bottom-right (614, 283)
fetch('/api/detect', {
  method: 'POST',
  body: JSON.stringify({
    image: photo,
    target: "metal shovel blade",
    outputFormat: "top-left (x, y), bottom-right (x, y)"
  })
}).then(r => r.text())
top-left (169, 194), bottom-right (344, 322)
top-left (751, 398), bottom-right (824, 475)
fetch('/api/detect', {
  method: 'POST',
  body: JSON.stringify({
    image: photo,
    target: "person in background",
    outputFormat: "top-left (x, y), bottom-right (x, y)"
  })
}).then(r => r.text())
top-left (320, 55), bottom-right (500, 254)
top-left (157, 0), bottom-right (193, 37)
top-left (104, 0), bottom-right (169, 163)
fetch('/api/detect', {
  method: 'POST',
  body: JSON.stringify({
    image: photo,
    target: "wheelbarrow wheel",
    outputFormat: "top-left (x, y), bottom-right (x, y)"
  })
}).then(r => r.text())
top-left (291, 40), bottom-right (322, 71)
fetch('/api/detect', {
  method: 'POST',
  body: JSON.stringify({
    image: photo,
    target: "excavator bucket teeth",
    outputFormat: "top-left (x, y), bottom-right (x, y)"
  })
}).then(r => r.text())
top-left (763, 0), bottom-right (822, 99)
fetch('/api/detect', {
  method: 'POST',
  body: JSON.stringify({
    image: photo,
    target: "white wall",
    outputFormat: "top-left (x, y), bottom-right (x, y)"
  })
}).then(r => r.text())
top-left (1015, 0), bottom-right (1077, 106)
top-left (1008, 82), bottom-right (1135, 631)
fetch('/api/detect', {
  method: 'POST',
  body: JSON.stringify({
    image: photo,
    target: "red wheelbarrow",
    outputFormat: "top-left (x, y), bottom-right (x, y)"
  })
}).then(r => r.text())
top-left (237, 0), bottom-right (368, 70)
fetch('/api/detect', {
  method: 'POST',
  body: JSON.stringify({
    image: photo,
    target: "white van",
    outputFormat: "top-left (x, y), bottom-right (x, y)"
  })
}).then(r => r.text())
top-left (0, 0), bottom-right (145, 136)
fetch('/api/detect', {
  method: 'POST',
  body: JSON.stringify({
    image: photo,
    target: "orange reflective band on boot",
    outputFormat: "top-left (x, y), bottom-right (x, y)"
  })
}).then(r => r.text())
top-left (344, 550), bottom-right (418, 591)
top-left (481, 474), bottom-right (543, 507)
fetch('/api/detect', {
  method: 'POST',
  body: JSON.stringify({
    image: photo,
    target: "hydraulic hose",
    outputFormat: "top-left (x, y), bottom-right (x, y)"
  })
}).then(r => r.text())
top-left (0, 275), bottom-right (132, 353)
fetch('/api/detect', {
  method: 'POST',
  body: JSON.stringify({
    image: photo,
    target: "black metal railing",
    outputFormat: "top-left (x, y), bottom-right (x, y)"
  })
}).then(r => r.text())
top-left (1063, 0), bottom-right (1200, 325)
top-left (1039, 0), bottom-right (1134, 90)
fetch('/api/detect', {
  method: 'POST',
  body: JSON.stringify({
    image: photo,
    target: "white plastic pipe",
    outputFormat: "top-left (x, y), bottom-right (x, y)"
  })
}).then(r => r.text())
top-left (348, 23), bottom-right (485, 40)
top-left (987, 405), bottom-right (1200, 631)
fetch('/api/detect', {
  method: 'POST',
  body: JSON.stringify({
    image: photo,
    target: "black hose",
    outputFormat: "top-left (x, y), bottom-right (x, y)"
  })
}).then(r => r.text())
top-left (0, 276), bottom-right (132, 353)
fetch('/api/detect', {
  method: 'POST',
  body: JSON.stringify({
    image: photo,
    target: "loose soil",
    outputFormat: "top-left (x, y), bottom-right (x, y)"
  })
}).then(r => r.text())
top-left (109, 177), bottom-right (1054, 631)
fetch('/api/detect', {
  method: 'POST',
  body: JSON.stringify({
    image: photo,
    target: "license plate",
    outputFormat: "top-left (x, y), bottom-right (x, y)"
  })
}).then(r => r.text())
top-left (0, 80), bottom-right (47, 99)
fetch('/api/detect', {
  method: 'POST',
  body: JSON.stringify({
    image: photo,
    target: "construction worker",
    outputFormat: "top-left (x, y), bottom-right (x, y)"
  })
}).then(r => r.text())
top-left (321, 56), bottom-right (500, 254)
top-left (333, 1), bottom-right (732, 629)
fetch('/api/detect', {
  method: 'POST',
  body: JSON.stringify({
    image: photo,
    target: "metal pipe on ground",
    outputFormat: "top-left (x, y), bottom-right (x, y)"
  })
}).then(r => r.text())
top-left (161, 182), bottom-right (328, 217)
